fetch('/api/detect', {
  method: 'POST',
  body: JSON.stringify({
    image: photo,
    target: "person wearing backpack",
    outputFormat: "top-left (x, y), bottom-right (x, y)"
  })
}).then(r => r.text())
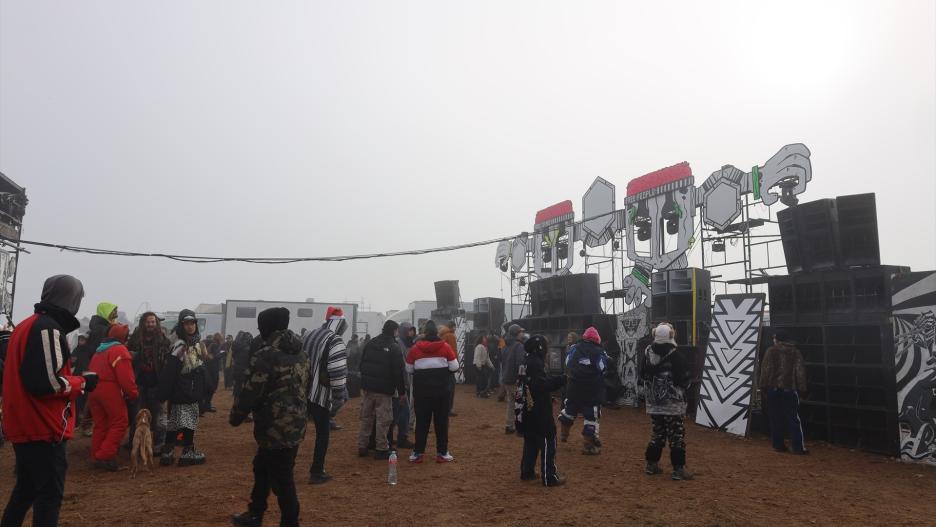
top-left (516, 335), bottom-right (566, 487)
top-left (642, 322), bottom-right (694, 480)
top-left (157, 310), bottom-right (208, 467)
top-left (558, 326), bottom-right (609, 455)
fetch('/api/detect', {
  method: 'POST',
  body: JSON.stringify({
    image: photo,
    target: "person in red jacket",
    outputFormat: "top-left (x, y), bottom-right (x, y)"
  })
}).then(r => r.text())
top-left (2, 275), bottom-right (97, 527)
top-left (88, 323), bottom-right (139, 471)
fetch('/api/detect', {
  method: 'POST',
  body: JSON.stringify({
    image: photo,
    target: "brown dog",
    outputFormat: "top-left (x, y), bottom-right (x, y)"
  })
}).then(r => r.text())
top-left (130, 408), bottom-right (154, 478)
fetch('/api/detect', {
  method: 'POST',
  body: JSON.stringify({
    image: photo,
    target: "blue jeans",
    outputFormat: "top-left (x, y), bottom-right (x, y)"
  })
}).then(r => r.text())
top-left (766, 388), bottom-right (805, 452)
top-left (392, 397), bottom-right (410, 443)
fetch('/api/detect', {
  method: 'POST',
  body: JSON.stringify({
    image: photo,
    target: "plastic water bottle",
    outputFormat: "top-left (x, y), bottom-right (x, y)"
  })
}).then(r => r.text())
top-left (388, 451), bottom-right (398, 485)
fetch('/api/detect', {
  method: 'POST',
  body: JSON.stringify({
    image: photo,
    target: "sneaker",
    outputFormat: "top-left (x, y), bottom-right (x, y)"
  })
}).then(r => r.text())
top-left (436, 452), bottom-right (455, 463)
top-left (178, 447), bottom-right (206, 466)
top-left (644, 461), bottom-right (663, 475)
top-left (93, 458), bottom-right (118, 472)
top-left (374, 450), bottom-right (391, 460)
top-left (544, 474), bottom-right (566, 487)
top-left (230, 511), bottom-right (263, 527)
top-left (408, 452), bottom-right (424, 464)
top-left (329, 420), bottom-right (342, 431)
top-left (672, 466), bottom-right (694, 481)
top-left (396, 438), bottom-right (415, 449)
top-left (309, 472), bottom-right (333, 485)
top-left (358, 447), bottom-right (370, 457)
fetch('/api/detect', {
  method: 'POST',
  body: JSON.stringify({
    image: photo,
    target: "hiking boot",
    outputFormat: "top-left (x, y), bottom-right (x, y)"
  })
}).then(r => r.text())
top-left (545, 474), bottom-right (566, 487)
top-left (231, 511), bottom-right (263, 527)
top-left (582, 435), bottom-right (601, 455)
top-left (644, 461), bottom-right (663, 475)
top-left (408, 452), bottom-right (424, 464)
top-left (358, 448), bottom-right (370, 457)
top-left (177, 447), bottom-right (206, 466)
top-left (160, 451), bottom-right (175, 467)
top-left (396, 438), bottom-right (415, 449)
top-left (93, 458), bottom-right (118, 472)
top-left (436, 452), bottom-right (455, 463)
top-left (374, 450), bottom-right (391, 460)
top-left (309, 472), bottom-right (333, 485)
top-left (593, 436), bottom-right (603, 448)
top-left (672, 466), bottom-right (694, 480)
top-left (559, 421), bottom-right (572, 443)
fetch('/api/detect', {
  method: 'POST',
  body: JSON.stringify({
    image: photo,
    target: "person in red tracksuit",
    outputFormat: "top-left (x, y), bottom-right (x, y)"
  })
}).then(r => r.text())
top-left (88, 323), bottom-right (138, 470)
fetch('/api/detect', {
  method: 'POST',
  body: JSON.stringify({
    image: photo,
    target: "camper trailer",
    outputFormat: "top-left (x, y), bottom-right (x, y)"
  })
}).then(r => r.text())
top-left (221, 300), bottom-right (358, 338)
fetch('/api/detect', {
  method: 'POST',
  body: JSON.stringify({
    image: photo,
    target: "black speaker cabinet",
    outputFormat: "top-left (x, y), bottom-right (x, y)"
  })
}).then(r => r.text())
top-left (650, 268), bottom-right (712, 347)
top-left (778, 198), bottom-right (841, 274)
top-left (529, 274), bottom-right (600, 316)
top-left (836, 193), bottom-right (880, 268)
top-left (472, 297), bottom-right (506, 330)
top-left (434, 280), bottom-right (461, 310)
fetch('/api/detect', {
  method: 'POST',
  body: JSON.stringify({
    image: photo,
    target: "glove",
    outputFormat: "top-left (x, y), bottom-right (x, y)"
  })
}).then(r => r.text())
top-left (229, 412), bottom-right (245, 427)
top-left (81, 372), bottom-right (99, 393)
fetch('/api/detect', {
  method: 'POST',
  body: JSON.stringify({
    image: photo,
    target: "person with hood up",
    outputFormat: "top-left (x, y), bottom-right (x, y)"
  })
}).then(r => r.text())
top-left (2, 275), bottom-right (96, 527)
top-left (558, 326), bottom-right (609, 455)
top-left (439, 323), bottom-right (460, 417)
top-left (127, 311), bottom-right (171, 453)
top-left (72, 301), bottom-right (118, 437)
top-left (301, 306), bottom-right (349, 484)
top-left (158, 310), bottom-right (208, 467)
top-left (88, 323), bottom-right (139, 471)
top-left (517, 335), bottom-right (567, 487)
top-left (405, 320), bottom-right (459, 464)
top-left (501, 324), bottom-right (526, 434)
top-left (394, 321), bottom-right (416, 448)
top-left (357, 320), bottom-right (406, 459)
top-left (758, 329), bottom-right (808, 455)
top-left (230, 308), bottom-right (310, 527)
top-left (642, 323), bottom-right (693, 480)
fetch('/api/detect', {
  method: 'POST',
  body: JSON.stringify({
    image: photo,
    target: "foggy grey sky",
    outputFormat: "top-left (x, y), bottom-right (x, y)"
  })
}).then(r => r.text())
top-left (1, 0), bottom-right (934, 323)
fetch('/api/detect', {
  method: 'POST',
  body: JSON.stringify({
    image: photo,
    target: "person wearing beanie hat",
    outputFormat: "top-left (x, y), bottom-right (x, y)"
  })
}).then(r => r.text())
top-left (558, 327), bottom-right (610, 455)
top-left (2, 275), bottom-right (90, 527)
top-left (501, 323), bottom-right (526, 434)
top-left (642, 322), bottom-right (693, 480)
top-left (87, 324), bottom-right (139, 471)
top-left (356, 320), bottom-right (405, 460)
top-left (405, 318), bottom-right (459, 464)
top-left (517, 335), bottom-right (567, 487)
top-left (758, 329), bottom-right (807, 455)
top-left (158, 310), bottom-right (208, 467)
top-left (300, 306), bottom-right (350, 484)
top-left (230, 309), bottom-right (309, 527)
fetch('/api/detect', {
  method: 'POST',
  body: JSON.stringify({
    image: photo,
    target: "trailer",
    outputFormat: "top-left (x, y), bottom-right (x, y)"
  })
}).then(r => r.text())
top-left (221, 299), bottom-right (358, 338)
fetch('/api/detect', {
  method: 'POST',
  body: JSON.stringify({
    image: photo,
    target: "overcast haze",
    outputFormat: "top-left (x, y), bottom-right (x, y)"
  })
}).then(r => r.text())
top-left (1, 0), bottom-right (934, 323)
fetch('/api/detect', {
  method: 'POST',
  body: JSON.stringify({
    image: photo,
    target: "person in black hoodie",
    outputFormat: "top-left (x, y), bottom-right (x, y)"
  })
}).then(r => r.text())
top-left (641, 322), bottom-right (693, 481)
top-left (517, 335), bottom-right (566, 487)
top-left (356, 321), bottom-right (405, 460)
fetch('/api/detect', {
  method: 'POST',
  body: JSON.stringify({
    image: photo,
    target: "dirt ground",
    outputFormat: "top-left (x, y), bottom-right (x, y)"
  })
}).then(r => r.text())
top-left (2, 385), bottom-right (936, 526)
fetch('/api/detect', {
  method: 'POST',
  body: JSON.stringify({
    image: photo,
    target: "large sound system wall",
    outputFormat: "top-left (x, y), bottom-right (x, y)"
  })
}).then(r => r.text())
top-left (530, 274), bottom-right (601, 317)
top-left (766, 266), bottom-right (909, 455)
top-left (472, 297), bottom-right (506, 331)
top-left (515, 313), bottom-right (619, 374)
top-left (778, 193), bottom-right (880, 275)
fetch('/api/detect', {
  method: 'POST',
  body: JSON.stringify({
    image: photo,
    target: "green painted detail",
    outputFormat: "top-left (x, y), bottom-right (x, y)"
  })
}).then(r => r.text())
top-left (674, 203), bottom-right (683, 218)
top-left (628, 205), bottom-right (638, 221)
top-left (688, 235), bottom-right (695, 248)
top-left (752, 165), bottom-right (762, 201)
top-left (631, 268), bottom-right (650, 286)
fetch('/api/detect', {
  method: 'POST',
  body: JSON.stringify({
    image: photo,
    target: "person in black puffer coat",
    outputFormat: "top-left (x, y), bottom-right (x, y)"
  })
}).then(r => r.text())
top-left (517, 335), bottom-right (566, 487)
top-left (357, 321), bottom-right (405, 459)
top-left (558, 326), bottom-right (610, 455)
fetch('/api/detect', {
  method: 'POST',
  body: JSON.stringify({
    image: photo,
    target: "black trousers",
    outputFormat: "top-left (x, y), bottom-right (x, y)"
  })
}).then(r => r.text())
top-left (448, 374), bottom-right (456, 412)
top-left (2, 441), bottom-right (67, 527)
top-left (249, 446), bottom-right (299, 527)
top-left (475, 366), bottom-right (491, 395)
top-left (414, 394), bottom-right (450, 455)
top-left (308, 404), bottom-right (330, 475)
top-left (521, 429), bottom-right (559, 486)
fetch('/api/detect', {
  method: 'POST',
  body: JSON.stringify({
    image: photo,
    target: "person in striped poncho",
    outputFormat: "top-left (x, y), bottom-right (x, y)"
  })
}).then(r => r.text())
top-left (301, 306), bottom-right (349, 485)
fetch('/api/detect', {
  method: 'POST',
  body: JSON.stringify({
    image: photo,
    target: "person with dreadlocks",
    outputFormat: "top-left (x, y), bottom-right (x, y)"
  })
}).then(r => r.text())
top-left (127, 311), bottom-right (171, 453)
top-left (158, 310), bottom-right (208, 467)
top-left (517, 335), bottom-right (566, 487)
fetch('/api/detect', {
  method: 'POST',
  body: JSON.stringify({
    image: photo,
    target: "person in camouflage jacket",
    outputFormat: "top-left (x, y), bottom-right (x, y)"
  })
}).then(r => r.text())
top-left (230, 308), bottom-right (310, 527)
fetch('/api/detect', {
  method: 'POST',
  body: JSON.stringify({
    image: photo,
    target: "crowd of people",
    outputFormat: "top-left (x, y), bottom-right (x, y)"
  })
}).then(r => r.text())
top-left (0, 273), bottom-right (810, 526)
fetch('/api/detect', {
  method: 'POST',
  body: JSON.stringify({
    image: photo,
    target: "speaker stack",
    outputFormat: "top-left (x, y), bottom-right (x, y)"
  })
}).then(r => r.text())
top-left (514, 274), bottom-right (619, 374)
top-left (771, 193), bottom-right (904, 455)
top-left (431, 280), bottom-right (465, 324)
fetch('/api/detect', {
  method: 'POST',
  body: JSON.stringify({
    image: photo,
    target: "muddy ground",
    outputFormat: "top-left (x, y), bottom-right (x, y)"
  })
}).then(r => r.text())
top-left (1, 385), bottom-right (935, 526)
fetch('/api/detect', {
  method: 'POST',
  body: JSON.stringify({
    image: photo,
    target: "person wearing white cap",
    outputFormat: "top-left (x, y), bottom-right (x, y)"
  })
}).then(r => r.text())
top-left (642, 322), bottom-right (693, 480)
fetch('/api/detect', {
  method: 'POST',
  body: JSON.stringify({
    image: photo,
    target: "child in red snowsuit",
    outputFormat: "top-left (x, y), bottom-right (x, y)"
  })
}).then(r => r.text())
top-left (88, 324), bottom-right (138, 470)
